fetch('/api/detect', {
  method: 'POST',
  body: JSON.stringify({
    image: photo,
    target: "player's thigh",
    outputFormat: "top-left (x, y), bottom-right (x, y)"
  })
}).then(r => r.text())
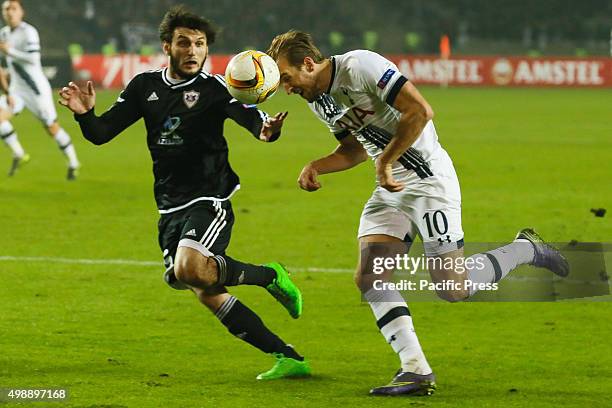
top-left (427, 247), bottom-right (467, 282)
top-left (175, 201), bottom-right (234, 280)
top-left (20, 90), bottom-right (58, 128)
top-left (356, 190), bottom-right (416, 289)
top-left (426, 247), bottom-right (471, 301)
top-left (176, 200), bottom-right (234, 257)
top-left (0, 94), bottom-right (25, 121)
top-left (401, 159), bottom-right (464, 258)
top-left (358, 189), bottom-right (417, 245)
top-left (356, 234), bottom-right (410, 292)
top-left (159, 201), bottom-right (234, 287)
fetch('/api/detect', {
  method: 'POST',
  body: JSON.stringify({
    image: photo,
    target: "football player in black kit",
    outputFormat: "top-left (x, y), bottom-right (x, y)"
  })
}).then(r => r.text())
top-left (59, 6), bottom-right (310, 380)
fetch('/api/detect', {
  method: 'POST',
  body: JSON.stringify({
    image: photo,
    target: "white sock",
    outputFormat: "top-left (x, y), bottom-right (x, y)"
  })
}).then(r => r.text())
top-left (364, 288), bottom-right (432, 374)
top-left (54, 128), bottom-right (79, 168)
top-left (1, 121), bottom-right (24, 158)
top-left (466, 240), bottom-right (535, 296)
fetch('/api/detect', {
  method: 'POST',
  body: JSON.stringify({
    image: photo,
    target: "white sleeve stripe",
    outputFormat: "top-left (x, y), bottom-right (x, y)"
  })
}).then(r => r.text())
top-left (257, 109), bottom-right (269, 123)
top-left (213, 75), bottom-right (226, 88)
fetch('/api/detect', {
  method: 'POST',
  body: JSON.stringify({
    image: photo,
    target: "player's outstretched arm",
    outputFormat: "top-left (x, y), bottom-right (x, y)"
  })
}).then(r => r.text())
top-left (59, 81), bottom-right (96, 115)
top-left (225, 99), bottom-right (287, 142)
top-left (298, 134), bottom-right (367, 192)
top-left (58, 78), bottom-right (142, 145)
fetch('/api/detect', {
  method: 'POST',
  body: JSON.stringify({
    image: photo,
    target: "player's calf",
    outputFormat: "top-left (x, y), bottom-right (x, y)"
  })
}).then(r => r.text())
top-left (427, 249), bottom-right (471, 302)
top-left (429, 271), bottom-right (470, 302)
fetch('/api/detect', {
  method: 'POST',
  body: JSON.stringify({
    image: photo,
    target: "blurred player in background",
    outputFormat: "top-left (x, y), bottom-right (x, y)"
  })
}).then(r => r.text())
top-left (59, 6), bottom-right (310, 381)
top-left (268, 30), bottom-right (568, 396)
top-left (0, 0), bottom-right (80, 179)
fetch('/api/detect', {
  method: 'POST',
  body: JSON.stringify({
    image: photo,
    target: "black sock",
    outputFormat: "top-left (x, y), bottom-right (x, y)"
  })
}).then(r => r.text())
top-left (213, 255), bottom-right (276, 287)
top-left (216, 296), bottom-right (303, 361)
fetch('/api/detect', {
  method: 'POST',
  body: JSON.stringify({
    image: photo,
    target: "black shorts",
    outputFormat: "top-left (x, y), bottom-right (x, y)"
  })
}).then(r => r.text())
top-left (158, 200), bottom-right (235, 270)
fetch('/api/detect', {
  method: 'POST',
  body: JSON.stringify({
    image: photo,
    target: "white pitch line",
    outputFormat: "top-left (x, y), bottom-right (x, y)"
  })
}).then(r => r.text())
top-left (0, 255), bottom-right (159, 267)
top-left (0, 256), bottom-right (607, 286)
top-left (0, 255), bottom-right (353, 273)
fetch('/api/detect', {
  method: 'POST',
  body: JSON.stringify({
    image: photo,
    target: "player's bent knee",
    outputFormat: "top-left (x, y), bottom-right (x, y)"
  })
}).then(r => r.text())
top-left (354, 268), bottom-right (374, 293)
top-left (46, 122), bottom-right (60, 136)
top-left (174, 254), bottom-right (218, 289)
top-left (354, 271), bottom-right (363, 289)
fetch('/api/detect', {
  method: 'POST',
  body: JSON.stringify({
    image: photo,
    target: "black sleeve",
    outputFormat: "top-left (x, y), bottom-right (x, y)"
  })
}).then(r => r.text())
top-left (74, 76), bottom-right (143, 145)
top-left (224, 98), bottom-right (266, 140)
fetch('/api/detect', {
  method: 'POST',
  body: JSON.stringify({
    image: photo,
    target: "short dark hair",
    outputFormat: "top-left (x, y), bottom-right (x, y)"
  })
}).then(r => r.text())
top-left (158, 5), bottom-right (217, 44)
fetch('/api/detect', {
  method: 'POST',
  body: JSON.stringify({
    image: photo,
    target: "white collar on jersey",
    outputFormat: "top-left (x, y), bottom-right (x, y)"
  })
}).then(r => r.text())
top-left (162, 67), bottom-right (203, 89)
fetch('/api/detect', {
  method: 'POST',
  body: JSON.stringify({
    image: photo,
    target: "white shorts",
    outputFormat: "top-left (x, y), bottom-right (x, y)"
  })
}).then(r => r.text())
top-left (358, 149), bottom-right (464, 256)
top-left (0, 88), bottom-right (57, 126)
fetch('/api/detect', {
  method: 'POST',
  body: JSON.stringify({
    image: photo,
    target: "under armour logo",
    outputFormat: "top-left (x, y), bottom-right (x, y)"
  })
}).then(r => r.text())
top-left (388, 335), bottom-right (397, 344)
top-left (438, 235), bottom-right (451, 245)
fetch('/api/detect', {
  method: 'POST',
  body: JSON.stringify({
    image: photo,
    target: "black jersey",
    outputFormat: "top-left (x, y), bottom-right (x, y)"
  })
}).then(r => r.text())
top-left (75, 68), bottom-right (273, 213)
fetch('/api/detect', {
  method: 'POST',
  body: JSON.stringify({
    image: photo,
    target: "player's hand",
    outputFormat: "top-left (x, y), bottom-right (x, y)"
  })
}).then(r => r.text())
top-left (376, 160), bottom-right (405, 192)
top-left (6, 95), bottom-right (14, 111)
top-left (0, 42), bottom-right (8, 54)
top-left (58, 81), bottom-right (96, 115)
top-left (259, 111), bottom-right (288, 142)
top-left (298, 163), bottom-right (322, 192)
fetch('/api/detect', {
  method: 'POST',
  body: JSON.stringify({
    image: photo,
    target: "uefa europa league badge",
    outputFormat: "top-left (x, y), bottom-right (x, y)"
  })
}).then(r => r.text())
top-left (183, 90), bottom-right (200, 108)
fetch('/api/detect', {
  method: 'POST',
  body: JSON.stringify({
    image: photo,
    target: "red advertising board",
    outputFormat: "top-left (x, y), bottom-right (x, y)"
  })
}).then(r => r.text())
top-left (71, 54), bottom-right (232, 88)
top-left (72, 54), bottom-right (612, 88)
top-left (386, 55), bottom-right (612, 87)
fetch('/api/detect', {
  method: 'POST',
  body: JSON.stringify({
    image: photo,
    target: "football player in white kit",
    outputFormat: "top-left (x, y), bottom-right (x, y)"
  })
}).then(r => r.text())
top-left (268, 31), bottom-right (569, 396)
top-left (0, 0), bottom-right (79, 179)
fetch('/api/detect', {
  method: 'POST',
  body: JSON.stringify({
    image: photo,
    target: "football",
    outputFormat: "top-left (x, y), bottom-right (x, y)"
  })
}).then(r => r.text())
top-left (224, 50), bottom-right (280, 104)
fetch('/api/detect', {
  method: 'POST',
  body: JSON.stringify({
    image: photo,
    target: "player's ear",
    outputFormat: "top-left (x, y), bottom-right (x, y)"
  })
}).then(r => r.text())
top-left (162, 42), bottom-right (171, 56)
top-left (303, 57), bottom-right (315, 72)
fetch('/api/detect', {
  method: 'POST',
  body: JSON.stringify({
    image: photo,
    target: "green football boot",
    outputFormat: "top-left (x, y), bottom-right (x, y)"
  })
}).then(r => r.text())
top-left (256, 353), bottom-right (311, 380)
top-left (264, 262), bottom-right (302, 319)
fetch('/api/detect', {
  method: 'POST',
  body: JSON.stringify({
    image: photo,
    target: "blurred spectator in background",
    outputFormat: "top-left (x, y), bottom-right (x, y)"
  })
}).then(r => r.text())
top-left (7, 0), bottom-right (612, 57)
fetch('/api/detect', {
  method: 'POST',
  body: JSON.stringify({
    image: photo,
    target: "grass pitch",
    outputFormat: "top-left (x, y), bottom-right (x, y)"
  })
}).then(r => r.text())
top-left (0, 87), bottom-right (611, 407)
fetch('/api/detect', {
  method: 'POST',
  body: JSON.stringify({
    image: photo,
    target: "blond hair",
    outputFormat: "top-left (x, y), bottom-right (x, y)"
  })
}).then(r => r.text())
top-left (267, 30), bottom-right (324, 67)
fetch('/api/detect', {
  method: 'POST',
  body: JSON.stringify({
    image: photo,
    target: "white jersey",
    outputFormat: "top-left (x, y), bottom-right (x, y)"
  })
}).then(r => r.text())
top-left (309, 50), bottom-right (443, 179)
top-left (0, 21), bottom-right (51, 97)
